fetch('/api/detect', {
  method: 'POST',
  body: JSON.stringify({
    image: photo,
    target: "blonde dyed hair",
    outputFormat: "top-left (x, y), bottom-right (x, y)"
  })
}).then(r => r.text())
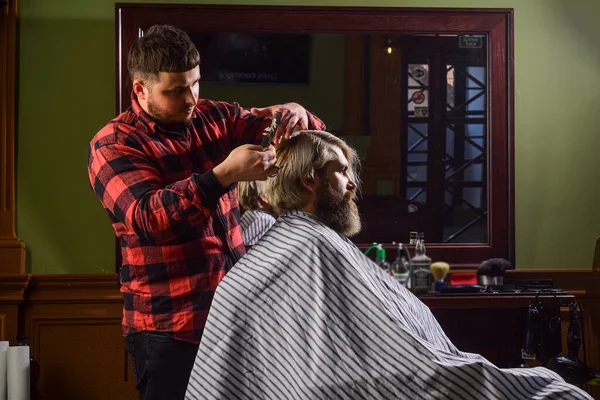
top-left (265, 130), bottom-right (360, 214)
top-left (238, 180), bottom-right (267, 211)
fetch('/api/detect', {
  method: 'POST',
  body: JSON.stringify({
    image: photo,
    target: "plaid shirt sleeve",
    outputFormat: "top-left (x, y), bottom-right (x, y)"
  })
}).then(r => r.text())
top-left (89, 134), bottom-right (227, 245)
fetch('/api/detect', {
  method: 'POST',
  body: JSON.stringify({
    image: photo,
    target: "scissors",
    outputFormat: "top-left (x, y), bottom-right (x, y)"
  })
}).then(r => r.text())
top-left (260, 111), bottom-right (283, 149)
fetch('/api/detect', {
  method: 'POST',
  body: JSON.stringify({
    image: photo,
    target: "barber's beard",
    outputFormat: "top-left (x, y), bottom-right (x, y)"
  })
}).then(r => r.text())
top-left (147, 99), bottom-right (193, 131)
top-left (316, 179), bottom-right (361, 237)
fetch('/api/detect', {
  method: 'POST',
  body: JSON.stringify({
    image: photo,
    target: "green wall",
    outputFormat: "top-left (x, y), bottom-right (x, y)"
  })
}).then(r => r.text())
top-left (17, 0), bottom-right (600, 273)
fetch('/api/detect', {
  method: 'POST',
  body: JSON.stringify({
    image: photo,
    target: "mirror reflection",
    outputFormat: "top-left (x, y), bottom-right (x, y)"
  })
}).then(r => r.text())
top-left (190, 32), bottom-right (488, 245)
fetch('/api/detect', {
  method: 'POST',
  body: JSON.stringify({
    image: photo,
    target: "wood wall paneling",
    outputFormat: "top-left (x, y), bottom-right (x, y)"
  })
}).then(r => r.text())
top-left (22, 275), bottom-right (136, 400)
top-left (0, 274), bottom-right (30, 343)
top-left (0, 0), bottom-right (25, 274)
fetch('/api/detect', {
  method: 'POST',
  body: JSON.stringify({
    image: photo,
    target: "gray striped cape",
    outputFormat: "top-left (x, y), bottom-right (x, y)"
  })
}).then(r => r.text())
top-left (186, 210), bottom-right (591, 400)
top-left (240, 209), bottom-right (277, 247)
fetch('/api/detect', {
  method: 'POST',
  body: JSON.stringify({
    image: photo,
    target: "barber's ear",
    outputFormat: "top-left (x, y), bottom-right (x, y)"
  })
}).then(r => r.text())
top-left (133, 79), bottom-right (148, 101)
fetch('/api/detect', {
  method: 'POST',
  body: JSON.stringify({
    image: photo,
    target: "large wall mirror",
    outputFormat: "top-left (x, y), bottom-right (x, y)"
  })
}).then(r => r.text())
top-left (116, 5), bottom-right (514, 267)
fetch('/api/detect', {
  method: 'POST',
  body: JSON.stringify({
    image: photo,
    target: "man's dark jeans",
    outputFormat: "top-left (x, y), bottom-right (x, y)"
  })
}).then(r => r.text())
top-left (125, 331), bottom-right (200, 400)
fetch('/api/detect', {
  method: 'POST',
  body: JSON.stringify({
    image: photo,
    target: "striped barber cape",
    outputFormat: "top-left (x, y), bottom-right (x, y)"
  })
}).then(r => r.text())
top-left (240, 209), bottom-right (277, 247)
top-left (186, 210), bottom-right (591, 400)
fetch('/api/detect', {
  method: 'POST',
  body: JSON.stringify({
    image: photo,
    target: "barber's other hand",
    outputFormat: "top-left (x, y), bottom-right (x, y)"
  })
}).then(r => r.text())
top-left (250, 102), bottom-right (309, 144)
top-left (213, 144), bottom-right (279, 187)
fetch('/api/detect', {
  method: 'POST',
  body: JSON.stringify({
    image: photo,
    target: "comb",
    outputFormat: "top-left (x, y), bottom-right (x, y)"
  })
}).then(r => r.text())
top-left (260, 111), bottom-right (282, 149)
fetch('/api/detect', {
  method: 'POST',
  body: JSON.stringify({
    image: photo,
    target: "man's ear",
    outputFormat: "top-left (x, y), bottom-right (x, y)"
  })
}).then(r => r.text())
top-left (258, 194), bottom-right (271, 207)
top-left (132, 79), bottom-right (148, 101)
top-left (301, 175), bottom-right (318, 193)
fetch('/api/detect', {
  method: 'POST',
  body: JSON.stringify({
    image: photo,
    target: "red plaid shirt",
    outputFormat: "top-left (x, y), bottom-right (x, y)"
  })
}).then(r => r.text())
top-left (88, 94), bottom-right (324, 343)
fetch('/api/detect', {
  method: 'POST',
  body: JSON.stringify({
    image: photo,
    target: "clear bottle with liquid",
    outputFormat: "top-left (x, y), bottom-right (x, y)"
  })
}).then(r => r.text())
top-left (391, 242), bottom-right (410, 288)
top-left (410, 237), bottom-right (432, 294)
top-left (375, 244), bottom-right (391, 275)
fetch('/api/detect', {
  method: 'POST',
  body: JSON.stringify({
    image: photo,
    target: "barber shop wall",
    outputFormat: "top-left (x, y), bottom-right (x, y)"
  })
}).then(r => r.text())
top-left (16, 0), bottom-right (600, 273)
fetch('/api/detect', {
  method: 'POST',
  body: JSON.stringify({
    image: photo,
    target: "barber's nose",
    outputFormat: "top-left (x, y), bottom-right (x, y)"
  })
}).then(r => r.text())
top-left (185, 87), bottom-right (198, 105)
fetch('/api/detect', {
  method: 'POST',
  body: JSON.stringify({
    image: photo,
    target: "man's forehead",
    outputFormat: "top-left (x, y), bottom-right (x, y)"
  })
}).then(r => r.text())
top-left (324, 145), bottom-right (348, 168)
top-left (156, 66), bottom-right (200, 86)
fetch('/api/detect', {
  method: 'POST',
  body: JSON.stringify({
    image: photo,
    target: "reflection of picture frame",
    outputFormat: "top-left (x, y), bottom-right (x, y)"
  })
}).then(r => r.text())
top-left (189, 32), bottom-right (311, 84)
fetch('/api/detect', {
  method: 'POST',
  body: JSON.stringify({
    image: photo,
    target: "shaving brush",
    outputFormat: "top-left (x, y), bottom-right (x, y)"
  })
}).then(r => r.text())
top-left (477, 258), bottom-right (511, 285)
top-left (430, 262), bottom-right (450, 292)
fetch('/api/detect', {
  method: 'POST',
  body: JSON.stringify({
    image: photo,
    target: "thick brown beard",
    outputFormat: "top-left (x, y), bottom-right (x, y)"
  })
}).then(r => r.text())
top-left (316, 178), bottom-right (361, 237)
top-left (147, 100), bottom-right (193, 130)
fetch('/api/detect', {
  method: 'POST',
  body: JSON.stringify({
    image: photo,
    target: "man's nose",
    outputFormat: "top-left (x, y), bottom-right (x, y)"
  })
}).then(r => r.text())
top-left (185, 86), bottom-right (198, 105)
top-left (347, 180), bottom-right (357, 191)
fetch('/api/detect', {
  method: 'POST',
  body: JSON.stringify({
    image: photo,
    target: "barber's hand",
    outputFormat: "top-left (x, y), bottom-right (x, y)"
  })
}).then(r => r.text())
top-left (213, 144), bottom-right (279, 188)
top-left (250, 102), bottom-right (309, 144)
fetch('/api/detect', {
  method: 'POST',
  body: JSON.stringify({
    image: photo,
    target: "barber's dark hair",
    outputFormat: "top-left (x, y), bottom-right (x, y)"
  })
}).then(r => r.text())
top-left (127, 24), bottom-right (200, 83)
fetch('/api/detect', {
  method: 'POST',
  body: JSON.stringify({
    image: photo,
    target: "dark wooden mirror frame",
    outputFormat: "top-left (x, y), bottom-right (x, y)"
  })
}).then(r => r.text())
top-left (115, 4), bottom-right (514, 268)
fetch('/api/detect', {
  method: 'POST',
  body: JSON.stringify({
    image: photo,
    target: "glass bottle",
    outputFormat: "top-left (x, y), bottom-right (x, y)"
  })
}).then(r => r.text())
top-left (410, 238), bottom-right (432, 294)
top-left (375, 244), bottom-right (391, 275)
top-left (391, 242), bottom-right (410, 288)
